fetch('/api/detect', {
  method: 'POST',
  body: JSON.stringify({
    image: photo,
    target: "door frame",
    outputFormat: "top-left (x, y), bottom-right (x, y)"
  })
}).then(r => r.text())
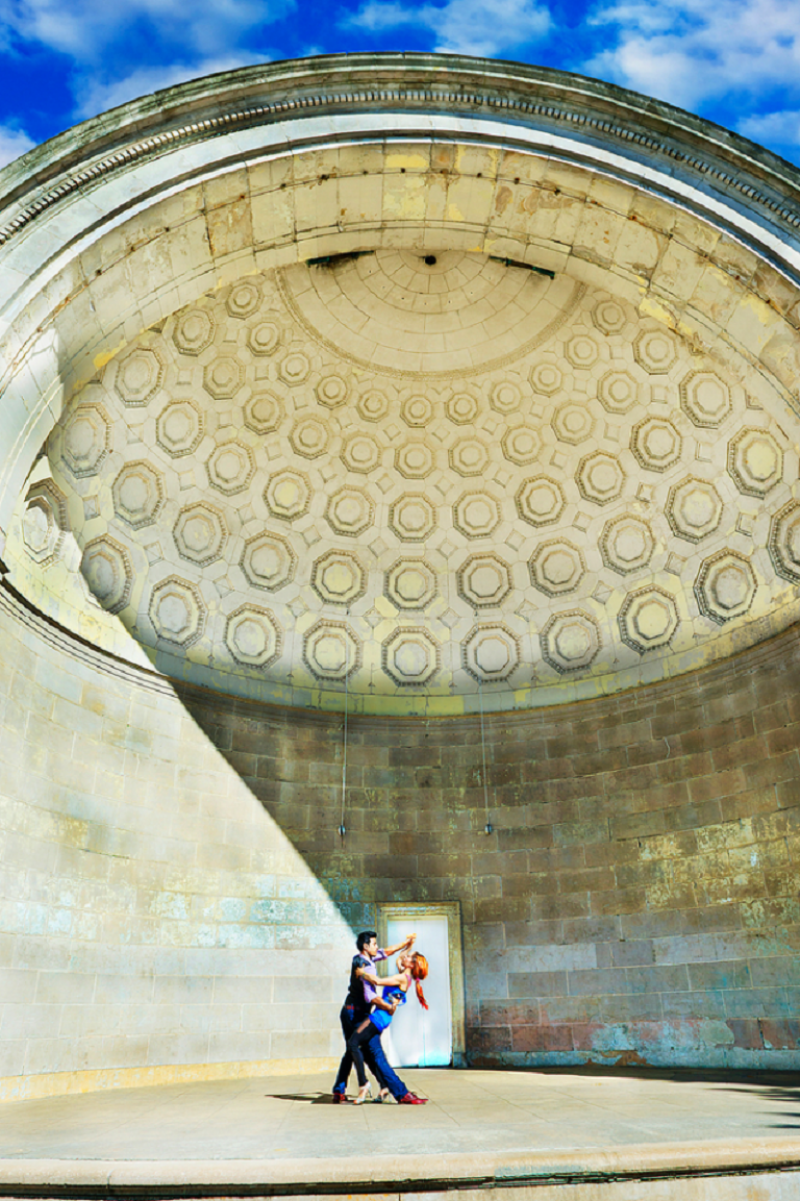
top-left (377, 901), bottom-right (466, 1067)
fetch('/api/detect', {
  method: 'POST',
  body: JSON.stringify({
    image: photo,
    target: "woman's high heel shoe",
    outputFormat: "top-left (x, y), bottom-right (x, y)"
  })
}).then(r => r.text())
top-left (354, 1083), bottom-right (372, 1104)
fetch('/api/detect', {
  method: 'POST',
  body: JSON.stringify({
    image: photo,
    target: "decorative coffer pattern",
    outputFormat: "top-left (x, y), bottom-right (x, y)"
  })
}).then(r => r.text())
top-left (11, 247), bottom-right (800, 710)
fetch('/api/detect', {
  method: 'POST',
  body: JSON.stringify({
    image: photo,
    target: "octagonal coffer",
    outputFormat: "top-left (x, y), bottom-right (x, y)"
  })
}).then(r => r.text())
top-left (386, 559), bottom-right (438, 610)
top-left (266, 470), bottom-right (311, 521)
top-left (279, 350), bottom-right (310, 385)
top-left (769, 501), bottom-right (800, 582)
top-left (61, 403), bottom-right (110, 478)
top-left (601, 516), bottom-right (655, 575)
top-left (112, 461), bottom-right (164, 530)
top-left (304, 620), bottom-right (361, 681)
top-left (463, 624), bottom-right (521, 682)
top-left (552, 402), bottom-right (594, 445)
top-left (173, 308), bottom-right (214, 356)
top-left (342, 432), bottom-right (382, 474)
top-left (453, 491), bottom-right (502, 540)
top-left (311, 549), bottom-right (367, 606)
top-left (226, 280), bottom-right (261, 319)
top-left (157, 400), bottom-right (204, 458)
top-left (695, 551), bottom-right (756, 624)
top-left (325, 487), bottom-right (374, 538)
top-left (115, 346), bottom-right (165, 405)
top-left (174, 503), bottom-right (228, 567)
top-left (21, 480), bottom-right (67, 568)
top-left (382, 626), bottom-right (440, 687)
top-left (457, 553), bottom-right (513, 608)
top-left (667, 477), bottom-right (723, 543)
top-left (619, 587), bottom-right (679, 653)
top-left (516, 476), bottom-right (565, 527)
top-left (449, 437), bottom-right (487, 477)
top-left (389, 494), bottom-right (436, 542)
top-left (728, 428), bottom-right (783, 497)
top-left (244, 392), bottom-right (283, 435)
top-left (206, 441), bottom-right (256, 495)
top-left (529, 540), bottom-right (585, 597)
top-left (577, 452), bottom-right (625, 506)
top-left (225, 605), bottom-right (282, 668)
top-left (149, 577), bottom-right (206, 647)
top-left (680, 370), bottom-right (732, 427)
top-left (241, 532), bottom-right (297, 592)
top-left (541, 611), bottom-right (601, 673)
top-left (81, 536), bottom-right (133, 614)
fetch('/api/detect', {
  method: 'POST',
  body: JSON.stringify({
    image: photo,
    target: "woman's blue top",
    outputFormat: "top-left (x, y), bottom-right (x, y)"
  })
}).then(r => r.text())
top-left (371, 985), bottom-right (406, 1032)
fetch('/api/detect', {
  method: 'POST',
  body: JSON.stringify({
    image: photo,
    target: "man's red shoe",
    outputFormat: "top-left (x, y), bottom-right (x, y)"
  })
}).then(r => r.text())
top-left (332, 1092), bottom-right (352, 1103)
top-left (398, 1092), bottom-right (427, 1104)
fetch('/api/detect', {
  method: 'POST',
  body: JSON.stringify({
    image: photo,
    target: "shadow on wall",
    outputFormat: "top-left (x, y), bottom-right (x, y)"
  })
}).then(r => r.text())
top-left (177, 676), bottom-right (480, 933)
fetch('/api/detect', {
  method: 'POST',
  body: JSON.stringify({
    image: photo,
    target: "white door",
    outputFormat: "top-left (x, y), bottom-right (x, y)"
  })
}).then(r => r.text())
top-left (383, 913), bottom-right (452, 1067)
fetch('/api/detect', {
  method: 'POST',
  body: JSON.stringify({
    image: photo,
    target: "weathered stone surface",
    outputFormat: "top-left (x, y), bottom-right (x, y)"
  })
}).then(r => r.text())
top-left (1, 591), bottom-right (798, 1091)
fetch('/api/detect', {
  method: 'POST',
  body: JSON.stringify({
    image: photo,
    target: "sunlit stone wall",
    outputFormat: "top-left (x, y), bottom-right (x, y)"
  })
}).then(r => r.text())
top-left (0, 590), bottom-right (362, 1101)
top-left (2, 584), bottom-right (798, 1099)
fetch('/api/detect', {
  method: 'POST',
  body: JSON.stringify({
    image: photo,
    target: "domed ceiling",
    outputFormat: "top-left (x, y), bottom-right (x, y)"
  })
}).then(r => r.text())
top-left (8, 245), bottom-right (800, 714)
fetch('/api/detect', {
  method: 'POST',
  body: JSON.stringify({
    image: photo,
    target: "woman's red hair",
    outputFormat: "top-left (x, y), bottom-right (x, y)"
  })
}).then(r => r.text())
top-left (409, 952), bottom-right (429, 1010)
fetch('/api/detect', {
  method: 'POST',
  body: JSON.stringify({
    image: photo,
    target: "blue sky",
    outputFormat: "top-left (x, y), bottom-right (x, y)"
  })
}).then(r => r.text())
top-left (1, 0), bottom-right (800, 169)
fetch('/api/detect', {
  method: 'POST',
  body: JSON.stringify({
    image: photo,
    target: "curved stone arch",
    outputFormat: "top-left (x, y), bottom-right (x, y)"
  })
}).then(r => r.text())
top-left (3, 61), bottom-right (800, 1097)
top-left (3, 54), bottom-right (800, 560)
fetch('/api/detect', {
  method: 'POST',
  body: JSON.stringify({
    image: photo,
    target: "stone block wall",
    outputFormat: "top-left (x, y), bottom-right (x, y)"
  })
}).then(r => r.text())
top-left (0, 590), bottom-right (360, 1100)
top-left (2, 584), bottom-right (800, 1099)
top-left (184, 629), bottom-right (800, 1071)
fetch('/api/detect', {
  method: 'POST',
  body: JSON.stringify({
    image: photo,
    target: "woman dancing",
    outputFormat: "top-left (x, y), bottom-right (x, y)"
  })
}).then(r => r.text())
top-left (347, 950), bottom-right (429, 1104)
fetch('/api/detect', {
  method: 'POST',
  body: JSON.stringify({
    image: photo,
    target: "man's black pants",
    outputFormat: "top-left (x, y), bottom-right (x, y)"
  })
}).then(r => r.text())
top-left (332, 1004), bottom-right (408, 1099)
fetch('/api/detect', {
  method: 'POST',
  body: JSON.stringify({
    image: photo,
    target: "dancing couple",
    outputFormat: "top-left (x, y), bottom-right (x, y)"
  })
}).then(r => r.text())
top-left (332, 929), bottom-right (429, 1104)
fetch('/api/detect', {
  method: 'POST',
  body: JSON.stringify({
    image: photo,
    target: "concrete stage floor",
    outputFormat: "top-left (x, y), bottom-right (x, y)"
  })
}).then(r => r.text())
top-left (1, 1068), bottom-right (800, 1198)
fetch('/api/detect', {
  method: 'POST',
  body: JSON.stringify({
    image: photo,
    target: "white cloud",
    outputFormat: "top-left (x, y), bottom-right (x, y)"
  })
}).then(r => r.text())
top-left (739, 109), bottom-right (800, 150)
top-left (589, 0), bottom-right (800, 112)
top-left (348, 0), bottom-right (550, 58)
top-left (0, 0), bottom-right (290, 59)
top-left (0, 123), bottom-right (35, 168)
top-left (73, 54), bottom-right (263, 119)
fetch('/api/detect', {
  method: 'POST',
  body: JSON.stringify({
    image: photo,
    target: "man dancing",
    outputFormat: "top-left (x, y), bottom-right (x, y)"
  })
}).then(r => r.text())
top-left (332, 929), bottom-right (427, 1104)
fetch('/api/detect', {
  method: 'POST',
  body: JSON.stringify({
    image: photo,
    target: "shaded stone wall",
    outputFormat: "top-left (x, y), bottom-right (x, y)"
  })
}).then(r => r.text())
top-left (1, 585), bottom-right (799, 1098)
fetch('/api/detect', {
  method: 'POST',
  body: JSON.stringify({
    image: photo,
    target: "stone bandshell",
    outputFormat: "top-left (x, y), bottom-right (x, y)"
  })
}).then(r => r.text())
top-left (4, 54), bottom-right (800, 715)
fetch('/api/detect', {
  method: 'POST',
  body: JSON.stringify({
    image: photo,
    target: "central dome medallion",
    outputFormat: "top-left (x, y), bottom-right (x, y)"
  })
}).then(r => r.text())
top-left (278, 249), bottom-right (582, 375)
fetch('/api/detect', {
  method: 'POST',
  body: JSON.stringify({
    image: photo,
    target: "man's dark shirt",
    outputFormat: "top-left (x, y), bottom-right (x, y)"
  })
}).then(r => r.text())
top-left (344, 954), bottom-right (371, 1018)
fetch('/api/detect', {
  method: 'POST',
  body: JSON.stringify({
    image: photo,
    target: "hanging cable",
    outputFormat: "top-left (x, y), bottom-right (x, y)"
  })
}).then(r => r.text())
top-left (478, 673), bottom-right (492, 835)
top-left (339, 623), bottom-right (349, 841)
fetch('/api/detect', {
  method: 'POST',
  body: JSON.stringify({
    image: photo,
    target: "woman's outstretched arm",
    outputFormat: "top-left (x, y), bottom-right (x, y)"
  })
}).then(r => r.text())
top-left (355, 965), bottom-right (408, 990)
top-left (370, 971), bottom-right (409, 990)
